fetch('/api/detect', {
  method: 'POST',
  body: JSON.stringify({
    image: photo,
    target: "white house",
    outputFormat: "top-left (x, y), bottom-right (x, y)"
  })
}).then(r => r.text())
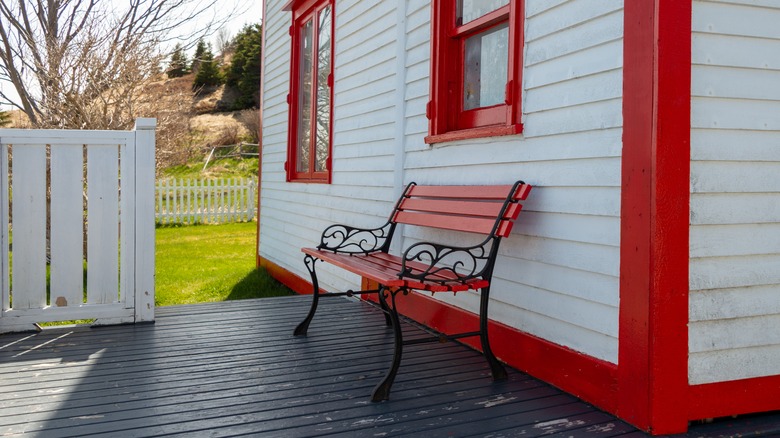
top-left (257, 0), bottom-right (780, 434)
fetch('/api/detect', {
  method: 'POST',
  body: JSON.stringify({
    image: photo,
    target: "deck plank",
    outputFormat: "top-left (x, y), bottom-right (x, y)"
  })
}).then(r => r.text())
top-left (1, 295), bottom-right (778, 437)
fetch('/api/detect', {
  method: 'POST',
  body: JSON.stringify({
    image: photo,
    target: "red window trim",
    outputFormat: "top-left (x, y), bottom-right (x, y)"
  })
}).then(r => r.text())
top-left (286, 0), bottom-right (334, 183)
top-left (427, 0), bottom-right (524, 144)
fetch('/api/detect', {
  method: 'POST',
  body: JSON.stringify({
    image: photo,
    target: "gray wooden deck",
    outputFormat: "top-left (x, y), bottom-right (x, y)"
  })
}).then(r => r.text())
top-left (0, 296), bottom-right (776, 437)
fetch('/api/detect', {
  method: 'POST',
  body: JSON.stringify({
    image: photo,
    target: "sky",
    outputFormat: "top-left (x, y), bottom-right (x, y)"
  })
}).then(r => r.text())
top-left (227, 0), bottom-right (264, 27)
top-left (0, 0), bottom-right (264, 110)
top-left (187, 0), bottom-right (264, 48)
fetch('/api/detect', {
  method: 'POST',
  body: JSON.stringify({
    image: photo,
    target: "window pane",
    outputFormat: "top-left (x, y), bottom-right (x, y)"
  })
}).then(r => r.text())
top-left (457, 0), bottom-right (509, 25)
top-left (296, 19), bottom-right (314, 173)
top-left (314, 6), bottom-right (332, 173)
top-left (463, 23), bottom-right (508, 111)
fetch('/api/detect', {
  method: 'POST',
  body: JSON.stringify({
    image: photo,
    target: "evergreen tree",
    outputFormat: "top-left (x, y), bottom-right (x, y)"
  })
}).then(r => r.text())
top-left (226, 24), bottom-right (262, 109)
top-left (192, 43), bottom-right (222, 90)
top-left (191, 39), bottom-right (207, 73)
top-left (0, 110), bottom-right (10, 127)
top-left (167, 43), bottom-right (189, 78)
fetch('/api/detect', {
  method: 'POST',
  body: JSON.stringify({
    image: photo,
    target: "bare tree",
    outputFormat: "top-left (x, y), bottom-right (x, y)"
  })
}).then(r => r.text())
top-left (0, 0), bottom-right (236, 129)
top-left (215, 27), bottom-right (233, 56)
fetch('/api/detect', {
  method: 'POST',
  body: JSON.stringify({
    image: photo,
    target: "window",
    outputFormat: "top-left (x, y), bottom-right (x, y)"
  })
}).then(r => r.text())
top-left (426, 0), bottom-right (524, 143)
top-left (286, 0), bottom-right (334, 182)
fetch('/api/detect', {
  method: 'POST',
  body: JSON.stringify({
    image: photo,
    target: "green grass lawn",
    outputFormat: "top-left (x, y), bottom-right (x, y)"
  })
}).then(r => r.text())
top-left (161, 157), bottom-right (259, 180)
top-left (155, 222), bottom-right (293, 306)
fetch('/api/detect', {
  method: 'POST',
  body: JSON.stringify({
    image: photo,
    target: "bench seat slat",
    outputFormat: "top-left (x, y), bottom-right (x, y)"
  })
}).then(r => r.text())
top-left (394, 211), bottom-right (505, 235)
top-left (408, 185), bottom-right (512, 200)
top-left (398, 198), bottom-right (522, 219)
top-left (302, 248), bottom-right (488, 292)
top-left (408, 183), bottom-right (531, 201)
top-left (369, 252), bottom-right (475, 284)
top-left (303, 248), bottom-right (405, 287)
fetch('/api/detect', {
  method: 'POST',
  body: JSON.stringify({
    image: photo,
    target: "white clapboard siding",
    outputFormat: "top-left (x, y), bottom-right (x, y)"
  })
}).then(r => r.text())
top-left (259, 0), bottom-right (625, 364)
top-left (259, 0), bottom-right (402, 298)
top-left (400, 1), bottom-right (624, 364)
top-left (689, 0), bottom-right (780, 384)
top-left (0, 120), bottom-right (156, 333)
top-left (155, 178), bottom-right (257, 225)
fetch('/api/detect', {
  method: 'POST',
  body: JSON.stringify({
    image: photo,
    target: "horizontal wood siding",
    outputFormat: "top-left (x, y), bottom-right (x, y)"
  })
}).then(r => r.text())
top-left (689, 0), bottom-right (780, 384)
top-left (400, 0), bottom-right (623, 363)
top-left (261, 0), bottom-right (623, 364)
top-left (260, 0), bottom-right (405, 295)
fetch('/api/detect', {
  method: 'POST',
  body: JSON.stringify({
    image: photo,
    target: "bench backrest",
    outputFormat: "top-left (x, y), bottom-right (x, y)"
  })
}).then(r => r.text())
top-left (390, 181), bottom-right (532, 238)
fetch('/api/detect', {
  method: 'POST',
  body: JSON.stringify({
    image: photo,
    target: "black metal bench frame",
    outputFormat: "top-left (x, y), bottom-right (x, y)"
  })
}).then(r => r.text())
top-left (293, 181), bottom-right (531, 401)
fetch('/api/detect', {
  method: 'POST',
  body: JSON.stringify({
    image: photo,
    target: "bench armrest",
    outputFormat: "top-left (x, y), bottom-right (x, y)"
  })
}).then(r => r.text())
top-left (317, 222), bottom-right (395, 254)
top-left (399, 239), bottom-right (494, 285)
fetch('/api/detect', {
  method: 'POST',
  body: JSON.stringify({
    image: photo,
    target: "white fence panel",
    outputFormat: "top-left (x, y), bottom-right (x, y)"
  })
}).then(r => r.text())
top-left (155, 178), bottom-right (257, 225)
top-left (0, 119), bottom-right (156, 332)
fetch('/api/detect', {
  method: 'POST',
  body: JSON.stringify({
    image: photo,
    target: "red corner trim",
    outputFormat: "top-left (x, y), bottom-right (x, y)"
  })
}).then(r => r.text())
top-left (620, 0), bottom-right (691, 434)
top-left (257, 0), bottom-right (268, 268)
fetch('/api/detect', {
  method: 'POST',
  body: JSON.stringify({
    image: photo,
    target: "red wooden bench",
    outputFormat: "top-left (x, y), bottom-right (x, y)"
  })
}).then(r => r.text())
top-left (293, 181), bottom-right (532, 401)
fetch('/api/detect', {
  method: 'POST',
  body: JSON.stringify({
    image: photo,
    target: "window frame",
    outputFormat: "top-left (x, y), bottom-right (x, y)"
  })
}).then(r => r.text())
top-left (286, 0), bottom-right (335, 183)
top-left (426, 0), bottom-right (524, 144)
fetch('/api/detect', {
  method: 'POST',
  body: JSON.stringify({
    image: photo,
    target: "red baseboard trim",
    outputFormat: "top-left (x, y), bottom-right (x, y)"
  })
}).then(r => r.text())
top-left (688, 375), bottom-right (780, 420)
top-left (260, 257), bottom-right (618, 412)
top-left (390, 290), bottom-right (619, 413)
top-left (258, 256), bottom-right (315, 295)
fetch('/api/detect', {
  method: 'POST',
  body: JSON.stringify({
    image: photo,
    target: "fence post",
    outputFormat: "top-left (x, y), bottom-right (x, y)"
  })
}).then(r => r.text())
top-left (135, 118), bottom-right (156, 323)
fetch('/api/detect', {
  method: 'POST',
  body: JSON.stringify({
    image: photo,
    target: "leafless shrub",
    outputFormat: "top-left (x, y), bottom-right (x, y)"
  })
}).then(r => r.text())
top-left (213, 123), bottom-right (243, 147)
top-left (235, 108), bottom-right (260, 144)
top-left (137, 75), bottom-right (199, 172)
top-left (215, 28), bottom-right (234, 57)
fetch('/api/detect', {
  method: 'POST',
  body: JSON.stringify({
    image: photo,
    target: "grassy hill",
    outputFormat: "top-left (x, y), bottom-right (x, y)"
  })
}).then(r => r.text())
top-left (148, 73), bottom-right (260, 178)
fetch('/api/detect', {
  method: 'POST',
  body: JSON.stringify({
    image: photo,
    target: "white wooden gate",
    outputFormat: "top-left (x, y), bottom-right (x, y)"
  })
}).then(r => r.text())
top-left (0, 119), bottom-right (156, 333)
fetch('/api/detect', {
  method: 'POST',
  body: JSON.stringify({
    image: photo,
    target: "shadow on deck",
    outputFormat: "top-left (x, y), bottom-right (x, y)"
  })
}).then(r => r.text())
top-left (0, 296), bottom-right (777, 437)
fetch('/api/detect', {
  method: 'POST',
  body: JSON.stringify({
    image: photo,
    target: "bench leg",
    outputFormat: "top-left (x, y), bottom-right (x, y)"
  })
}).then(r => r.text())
top-left (479, 286), bottom-right (508, 381)
top-left (372, 287), bottom-right (403, 402)
top-left (294, 255), bottom-right (320, 336)
top-left (378, 292), bottom-right (392, 327)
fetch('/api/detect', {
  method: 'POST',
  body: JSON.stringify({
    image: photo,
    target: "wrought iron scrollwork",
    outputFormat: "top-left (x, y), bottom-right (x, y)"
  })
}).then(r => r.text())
top-left (399, 238), bottom-right (497, 285)
top-left (317, 222), bottom-right (395, 254)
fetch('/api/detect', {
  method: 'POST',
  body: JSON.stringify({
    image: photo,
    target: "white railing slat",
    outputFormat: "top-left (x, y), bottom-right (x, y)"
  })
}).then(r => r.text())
top-left (50, 144), bottom-right (85, 308)
top-left (87, 144), bottom-right (120, 305)
top-left (1, 143), bottom-right (10, 312)
top-left (11, 144), bottom-right (47, 309)
top-left (120, 140), bottom-right (136, 310)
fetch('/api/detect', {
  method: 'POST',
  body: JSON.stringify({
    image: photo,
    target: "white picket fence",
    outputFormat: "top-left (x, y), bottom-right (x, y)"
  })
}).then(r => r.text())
top-left (1, 119), bottom-right (157, 333)
top-left (155, 178), bottom-right (257, 225)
